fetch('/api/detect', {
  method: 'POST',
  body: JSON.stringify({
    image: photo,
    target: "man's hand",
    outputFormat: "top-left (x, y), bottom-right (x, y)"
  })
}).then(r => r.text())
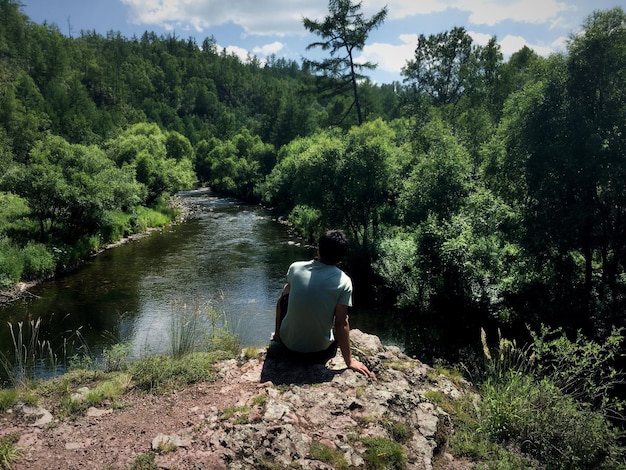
top-left (349, 359), bottom-right (375, 379)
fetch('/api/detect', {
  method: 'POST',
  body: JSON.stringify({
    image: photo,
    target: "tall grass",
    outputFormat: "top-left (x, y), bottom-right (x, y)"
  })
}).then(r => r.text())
top-left (126, 298), bottom-right (241, 393)
top-left (473, 327), bottom-right (626, 469)
top-left (1, 297), bottom-right (241, 396)
top-left (0, 317), bottom-right (89, 387)
top-left (169, 300), bottom-right (205, 358)
top-left (0, 317), bottom-right (59, 385)
top-left (169, 298), bottom-right (240, 358)
top-left (0, 237), bottom-right (23, 289)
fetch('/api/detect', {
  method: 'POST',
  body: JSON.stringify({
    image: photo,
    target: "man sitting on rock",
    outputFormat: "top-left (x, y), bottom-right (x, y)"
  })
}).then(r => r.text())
top-left (271, 229), bottom-right (374, 378)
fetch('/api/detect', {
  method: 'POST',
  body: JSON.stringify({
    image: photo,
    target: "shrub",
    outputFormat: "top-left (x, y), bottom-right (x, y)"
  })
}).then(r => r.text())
top-left (103, 342), bottom-right (131, 372)
top-left (479, 373), bottom-right (624, 469)
top-left (289, 204), bottom-right (322, 243)
top-left (0, 237), bottom-right (23, 288)
top-left (530, 325), bottom-right (625, 418)
top-left (100, 211), bottom-right (132, 243)
top-left (20, 242), bottom-right (55, 280)
top-left (55, 236), bottom-right (101, 268)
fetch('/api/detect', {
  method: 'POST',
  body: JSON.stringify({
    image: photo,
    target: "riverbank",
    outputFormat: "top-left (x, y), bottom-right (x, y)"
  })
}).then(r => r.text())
top-left (0, 194), bottom-right (194, 307)
top-left (0, 330), bottom-right (475, 470)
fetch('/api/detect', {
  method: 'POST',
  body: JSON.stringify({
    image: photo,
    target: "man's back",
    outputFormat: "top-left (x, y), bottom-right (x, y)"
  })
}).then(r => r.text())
top-left (279, 259), bottom-right (352, 353)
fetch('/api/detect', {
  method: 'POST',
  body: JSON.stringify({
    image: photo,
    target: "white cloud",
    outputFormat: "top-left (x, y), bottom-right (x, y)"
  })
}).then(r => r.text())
top-left (119, 0), bottom-right (579, 40)
top-left (499, 34), bottom-right (554, 57)
top-left (120, 0), bottom-right (322, 35)
top-left (363, 0), bottom-right (448, 19)
top-left (356, 33), bottom-right (418, 75)
top-left (551, 36), bottom-right (569, 51)
top-left (365, 0), bottom-right (574, 25)
top-left (467, 31), bottom-right (493, 46)
top-left (253, 41), bottom-right (285, 56)
top-left (218, 45), bottom-right (251, 62)
top-left (454, 0), bottom-right (571, 26)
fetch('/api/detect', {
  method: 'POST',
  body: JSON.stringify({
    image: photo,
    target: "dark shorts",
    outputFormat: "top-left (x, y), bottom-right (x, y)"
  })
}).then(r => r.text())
top-left (268, 339), bottom-right (338, 364)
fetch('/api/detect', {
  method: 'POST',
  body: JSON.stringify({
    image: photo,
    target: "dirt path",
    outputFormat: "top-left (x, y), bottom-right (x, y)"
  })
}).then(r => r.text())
top-left (3, 361), bottom-right (264, 470)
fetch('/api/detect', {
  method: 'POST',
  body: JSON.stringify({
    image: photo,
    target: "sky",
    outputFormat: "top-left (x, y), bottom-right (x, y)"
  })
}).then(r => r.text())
top-left (21, 0), bottom-right (626, 84)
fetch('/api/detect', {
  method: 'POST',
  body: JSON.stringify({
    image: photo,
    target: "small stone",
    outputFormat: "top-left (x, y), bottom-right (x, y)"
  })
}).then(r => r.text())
top-left (152, 433), bottom-right (191, 451)
top-left (87, 407), bottom-right (113, 418)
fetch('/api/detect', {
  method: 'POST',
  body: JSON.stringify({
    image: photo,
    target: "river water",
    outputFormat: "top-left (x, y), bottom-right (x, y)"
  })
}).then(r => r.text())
top-left (0, 190), bottom-right (401, 376)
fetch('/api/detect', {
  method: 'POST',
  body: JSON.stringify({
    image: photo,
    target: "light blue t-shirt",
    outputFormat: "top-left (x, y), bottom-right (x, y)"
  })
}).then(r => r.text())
top-left (279, 259), bottom-right (352, 353)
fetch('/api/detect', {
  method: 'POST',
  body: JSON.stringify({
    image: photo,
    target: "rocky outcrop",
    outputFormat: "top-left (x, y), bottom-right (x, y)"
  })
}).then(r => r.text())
top-left (4, 330), bottom-right (470, 469)
top-left (181, 329), bottom-right (466, 469)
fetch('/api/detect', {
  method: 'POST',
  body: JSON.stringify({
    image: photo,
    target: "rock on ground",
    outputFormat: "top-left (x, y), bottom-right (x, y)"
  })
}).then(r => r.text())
top-left (1, 330), bottom-right (472, 469)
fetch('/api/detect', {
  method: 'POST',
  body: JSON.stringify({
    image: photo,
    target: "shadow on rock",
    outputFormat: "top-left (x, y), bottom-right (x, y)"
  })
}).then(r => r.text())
top-left (260, 349), bottom-right (345, 385)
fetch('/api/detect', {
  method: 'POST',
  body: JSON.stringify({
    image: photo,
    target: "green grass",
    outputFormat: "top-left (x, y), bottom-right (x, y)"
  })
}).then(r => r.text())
top-left (169, 299), bottom-right (241, 359)
top-left (423, 332), bottom-right (626, 470)
top-left (425, 387), bottom-right (539, 469)
top-left (0, 317), bottom-right (57, 386)
top-left (128, 351), bottom-right (226, 393)
top-left (132, 206), bottom-right (172, 232)
top-left (309, 441), bottom-right (349, 469)
top-left (129, 452), bottom-right (158, 470)
top-left (0, 433), bottom-right (21, 470)
top-left (0, 389), bottom-right (17, 412)
top-left (219, 405), bottom-right (251, 422)
top-left (0, 345), bottom-right (235, 426)
top-left (362, 437), bottom-right (407, 470)
top-left (381, 416), bottom-right (413, 444)
top-left (169, 300), bottom-right (206, 358)
top-left (0, 237), bottom-right (24, 289)
top-left (49, 372), bottom-right (131, 418)
top-left (103, 342), bottom-right (131, 372)
top-left (251, 393), bottom-right (267, 407)
top-left (479, 373), bottom-right (624, 469)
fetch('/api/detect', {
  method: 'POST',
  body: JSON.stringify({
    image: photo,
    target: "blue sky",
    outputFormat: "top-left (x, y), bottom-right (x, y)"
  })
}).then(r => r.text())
top-left (21, 0), bottom-right (625, 84)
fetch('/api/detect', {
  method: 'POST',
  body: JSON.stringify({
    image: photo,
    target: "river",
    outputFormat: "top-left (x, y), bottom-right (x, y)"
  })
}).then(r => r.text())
top-left (0, 190), bottom-right (403, 378)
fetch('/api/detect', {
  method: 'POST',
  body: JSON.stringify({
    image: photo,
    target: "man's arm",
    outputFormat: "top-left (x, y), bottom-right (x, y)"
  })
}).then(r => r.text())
top-left (273, 283), bottom-right (290, 341)
top-left (334, 304), bottom-right (374, 378)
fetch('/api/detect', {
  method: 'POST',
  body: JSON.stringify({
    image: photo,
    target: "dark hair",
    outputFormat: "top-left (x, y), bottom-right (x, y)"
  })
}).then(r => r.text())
top-left (318, 229), bottom-right (349, 265)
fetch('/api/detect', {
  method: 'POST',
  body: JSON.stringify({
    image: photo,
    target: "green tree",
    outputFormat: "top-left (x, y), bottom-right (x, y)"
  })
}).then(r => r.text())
top-left (402, 27), bottom-right (474, 107)
top-left (303, 0), bottom-right (387, 125)
top-left (398, 118), bottom-right (472, 225)
top-left (261, 120), bottom-right (402, 257)
top-left (482, 8), bottom-right (626, 332)
top-left (4, 135), bottom-right (145, 241)
top-left (165, 130), bottom-right (194, 162)
top-left (107, 123), bottom-right (196, 204)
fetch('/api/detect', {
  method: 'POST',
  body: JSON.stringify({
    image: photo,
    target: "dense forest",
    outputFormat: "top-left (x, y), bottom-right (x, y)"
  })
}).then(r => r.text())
top-left (2, 0), bottom-right (626, 465)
